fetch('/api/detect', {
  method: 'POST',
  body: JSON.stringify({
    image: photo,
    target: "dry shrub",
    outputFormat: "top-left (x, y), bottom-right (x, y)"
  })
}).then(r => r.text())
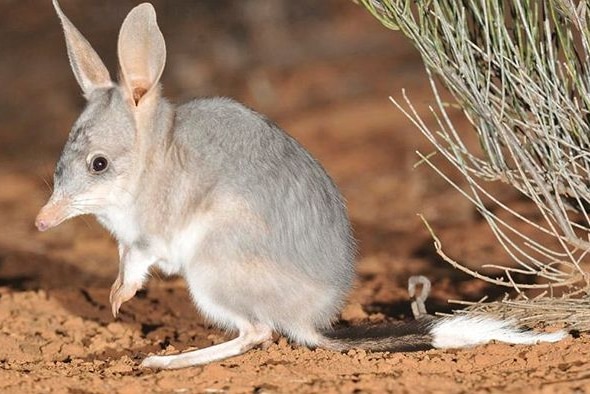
top-left (359, 0), bottom-right (590, 330)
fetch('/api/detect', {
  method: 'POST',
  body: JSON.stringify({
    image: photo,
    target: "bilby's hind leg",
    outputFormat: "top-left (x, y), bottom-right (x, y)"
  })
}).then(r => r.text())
top-left (141, 322), bottom-right (273, 369)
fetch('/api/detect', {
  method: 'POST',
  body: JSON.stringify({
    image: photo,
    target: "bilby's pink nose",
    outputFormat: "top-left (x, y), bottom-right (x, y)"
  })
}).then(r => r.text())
top-left (35, 216), bottom-right (50, 232)
top-left (35, 199), bottom-right (69, 232)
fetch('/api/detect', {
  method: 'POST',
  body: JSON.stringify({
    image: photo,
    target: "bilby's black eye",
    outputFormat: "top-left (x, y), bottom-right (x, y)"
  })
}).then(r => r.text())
top-left (90, 155), bottom-right (109, 174)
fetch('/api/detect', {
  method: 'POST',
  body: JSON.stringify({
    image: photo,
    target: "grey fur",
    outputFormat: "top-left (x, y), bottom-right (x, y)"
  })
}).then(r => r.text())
top-left (53, 89), bottom-right (134, 201)
top-left (57, 87), bottom-right (356, 339)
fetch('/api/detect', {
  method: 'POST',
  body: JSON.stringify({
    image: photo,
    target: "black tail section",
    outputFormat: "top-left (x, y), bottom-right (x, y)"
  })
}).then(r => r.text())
top-left (321, 317), bottom-right (436, 352)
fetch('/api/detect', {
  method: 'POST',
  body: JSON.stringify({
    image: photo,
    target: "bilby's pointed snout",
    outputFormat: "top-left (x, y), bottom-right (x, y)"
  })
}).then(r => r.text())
top-left (35, 215), bottom-right (50, 232)
top-left (35, 198), bottom-right (70, 232)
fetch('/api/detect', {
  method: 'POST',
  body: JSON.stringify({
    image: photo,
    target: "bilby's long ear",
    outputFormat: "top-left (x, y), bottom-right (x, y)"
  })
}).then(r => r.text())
top-left (117, 3), bottom-right (166, 107)
top-left (52, 0), bottom-right (112, 96)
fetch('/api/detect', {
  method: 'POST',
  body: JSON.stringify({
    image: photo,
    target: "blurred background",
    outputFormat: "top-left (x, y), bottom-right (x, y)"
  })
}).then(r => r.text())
top-left (1, 0), bottom-right (420, 166)
top-left (0, 0), bottom-right (489, 306)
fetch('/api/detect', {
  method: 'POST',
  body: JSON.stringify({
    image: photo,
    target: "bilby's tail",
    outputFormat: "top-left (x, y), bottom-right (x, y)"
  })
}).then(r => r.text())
top-left (321, 276), bottom-right (567, 352)
top-left (320, 315), bottom-right (566, 352)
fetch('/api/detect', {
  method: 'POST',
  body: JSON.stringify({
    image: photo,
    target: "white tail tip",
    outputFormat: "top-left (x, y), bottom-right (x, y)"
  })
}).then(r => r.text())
top-left (431, 315), bottom-right (568, 349)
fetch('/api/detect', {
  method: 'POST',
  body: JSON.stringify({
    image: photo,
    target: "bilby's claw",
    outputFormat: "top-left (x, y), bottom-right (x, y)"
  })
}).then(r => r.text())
top-left (112, 299), bottom-right (121, 318)
top-left (109, 276), bottom-right (140, 318)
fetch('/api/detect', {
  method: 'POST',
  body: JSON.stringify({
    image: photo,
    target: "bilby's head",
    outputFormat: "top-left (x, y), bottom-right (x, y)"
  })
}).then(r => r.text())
top-left (36, 1), bottom-right (166, 231)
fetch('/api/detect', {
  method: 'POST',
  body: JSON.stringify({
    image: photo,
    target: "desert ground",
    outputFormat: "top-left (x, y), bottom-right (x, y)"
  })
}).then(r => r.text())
top-left (0, 1), bottom-right (588, 393)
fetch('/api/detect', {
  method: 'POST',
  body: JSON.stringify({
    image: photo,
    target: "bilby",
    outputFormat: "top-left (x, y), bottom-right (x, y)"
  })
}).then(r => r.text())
top-left (36, 1), bottom-right (566, 369)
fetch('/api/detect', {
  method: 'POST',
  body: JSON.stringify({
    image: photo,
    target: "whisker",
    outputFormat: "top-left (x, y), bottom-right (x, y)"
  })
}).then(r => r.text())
top-left (80, 215), bottom-right (94, 229)
top-left (111, 184), bottom-right (135, 199)
top-left (39, 174), bottom-right (54, 195)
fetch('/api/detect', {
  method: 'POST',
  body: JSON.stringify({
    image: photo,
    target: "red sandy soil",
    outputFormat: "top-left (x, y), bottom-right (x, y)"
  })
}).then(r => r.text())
top-left (0, 1), bottom-right (588, 393)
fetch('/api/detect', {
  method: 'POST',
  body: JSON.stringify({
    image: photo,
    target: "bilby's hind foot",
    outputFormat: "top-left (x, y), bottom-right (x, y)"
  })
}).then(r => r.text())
top-left (258, 336), bottom-right (276, 350)
top-left (141, 322), bottom-right (273, 369)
